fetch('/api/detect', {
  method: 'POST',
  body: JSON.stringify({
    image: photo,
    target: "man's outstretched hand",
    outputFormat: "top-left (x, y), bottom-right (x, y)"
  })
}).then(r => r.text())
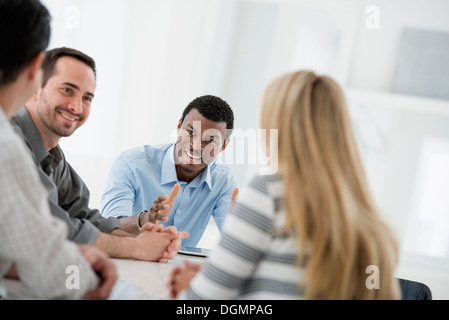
top-left (142, 183), bottom-right (181, 225)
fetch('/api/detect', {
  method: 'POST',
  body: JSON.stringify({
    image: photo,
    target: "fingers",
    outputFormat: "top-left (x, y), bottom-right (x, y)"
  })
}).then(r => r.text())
top-left (81, 247), bottom-right (118, 300)
top-left (151, 202), bottom-right (169, 212)
top-left (161, 225), bottom-right (178, 237)
top-left (166, 183), bottom-right (181, 205)
top-left (168, 266), bottom-right (182, 299)
top-left (148, 201), bottom-right (169, 223)
top-left (177, 231), bottom-right (190, 239)
top-left (84, 261), bottom-right (118, 299)
top-left (232, 187), bottom-right (239, 203)
top-left (166, 230), bottom-right (189, 258)
top-left (146, 184), bottom-right (180, 224)
top-left (166, 238), bottom-right (182, 255)
top-left (160, 226), bottom-right (189, 240)
top-left (183, 260), bottom-right (201, 271)
top-left (230, 187), bottom-right (239, 211)
top-left (157, 227), bottom-right (190, 262)
top-left (153, 183), bottom-right (180, 210)
top-left (139, 225), bottom-right (190, 263)
top-left (141, 222), bottom-right (164, 232)
top-left (148, 210), bottom-right (169, 223)
top-left (166, 261), bottom-right (202, 299)
top-left (156, 194), bottom-right (168, 202)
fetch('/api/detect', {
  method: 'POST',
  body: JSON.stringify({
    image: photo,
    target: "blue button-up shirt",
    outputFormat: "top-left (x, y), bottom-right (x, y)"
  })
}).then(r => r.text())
top-left (100, 143), bottom-right (239, 247)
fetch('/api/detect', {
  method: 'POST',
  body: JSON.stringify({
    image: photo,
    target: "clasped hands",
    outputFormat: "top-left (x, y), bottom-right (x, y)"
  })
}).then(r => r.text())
top-left (138, 184), bottom-right (238, 264)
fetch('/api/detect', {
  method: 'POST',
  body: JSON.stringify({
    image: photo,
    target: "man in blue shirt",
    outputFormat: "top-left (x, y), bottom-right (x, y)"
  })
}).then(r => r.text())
top-left (101, 95), bottom-right (239, 247)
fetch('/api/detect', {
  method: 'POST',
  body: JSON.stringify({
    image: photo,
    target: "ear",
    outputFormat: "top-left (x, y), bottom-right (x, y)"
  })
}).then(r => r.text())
top-left (221, 138), bottom-right (230, 152)
top-left (177, 118), bottom-right (182, 133)
top-left (25, 88), bottom-right (41, 108)
top-left (27, 52), bottom-right (45, 83)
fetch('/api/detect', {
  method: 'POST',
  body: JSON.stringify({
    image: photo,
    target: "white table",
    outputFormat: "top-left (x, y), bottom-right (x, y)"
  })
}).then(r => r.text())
top-left (109, 255), bottom-right (205, 300)
top-left (3, 254), bottom-right (205, 300)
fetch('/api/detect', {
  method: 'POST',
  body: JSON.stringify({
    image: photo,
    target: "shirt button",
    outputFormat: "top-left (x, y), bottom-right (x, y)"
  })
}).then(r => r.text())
top-left (177, 210), bottom-right (181, 215)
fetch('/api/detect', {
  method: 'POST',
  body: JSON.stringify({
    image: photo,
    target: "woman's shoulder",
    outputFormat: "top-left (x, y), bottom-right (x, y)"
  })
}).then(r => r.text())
top-left (247, 173), bottom-right (283, 195)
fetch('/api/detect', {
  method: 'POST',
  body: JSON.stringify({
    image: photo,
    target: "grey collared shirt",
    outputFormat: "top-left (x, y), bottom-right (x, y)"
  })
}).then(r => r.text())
top-left (10, 107), bottom-right (121, 244)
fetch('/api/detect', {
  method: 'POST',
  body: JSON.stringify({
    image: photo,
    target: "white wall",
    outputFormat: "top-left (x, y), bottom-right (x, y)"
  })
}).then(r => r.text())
top-left (348, 0), bottom-right (449, 92)
top-left (346, 0), bottom-right (449, 300)
top-left (41, 0), bottom-right (449, 299)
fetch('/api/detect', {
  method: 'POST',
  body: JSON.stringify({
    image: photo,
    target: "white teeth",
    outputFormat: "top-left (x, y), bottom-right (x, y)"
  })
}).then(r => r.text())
top-left (186, 151), bottom-right (201, 160)
top-left (61, 113), bottom-right (76, 121)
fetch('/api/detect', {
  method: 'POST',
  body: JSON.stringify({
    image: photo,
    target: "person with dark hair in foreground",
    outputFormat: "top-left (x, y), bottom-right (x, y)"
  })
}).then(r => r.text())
top-left (0, 0), bottom-right (117, 299)
top-left (101, 95), bottom-right (239, 247)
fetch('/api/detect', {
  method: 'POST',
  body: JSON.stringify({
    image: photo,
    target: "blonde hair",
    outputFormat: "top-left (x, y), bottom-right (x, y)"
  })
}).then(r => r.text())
top-left (260, 70), bottom-right (401, 299)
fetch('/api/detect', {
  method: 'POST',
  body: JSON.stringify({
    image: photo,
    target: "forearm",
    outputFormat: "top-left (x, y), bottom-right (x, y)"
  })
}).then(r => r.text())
top-left (111, 227), bottom-right (135, 237)
top-left (92, 231), bottom-right (171, 262)
top-left (92, 232), bottom-right (138, 260)
top-left (117, 215), bottom-right (140, 235)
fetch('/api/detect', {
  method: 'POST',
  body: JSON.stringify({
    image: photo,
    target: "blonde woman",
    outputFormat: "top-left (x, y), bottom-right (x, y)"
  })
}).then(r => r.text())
top-left (167, 70), bottom-right (401, 300)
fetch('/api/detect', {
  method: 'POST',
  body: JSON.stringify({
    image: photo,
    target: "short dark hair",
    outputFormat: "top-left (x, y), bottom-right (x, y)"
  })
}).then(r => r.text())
top-left (181, 95), bottom-right (234, 138)
top-left (0, 0), bottom-right (51, 87)
top-left (41, 47), bottom-right (97, 88)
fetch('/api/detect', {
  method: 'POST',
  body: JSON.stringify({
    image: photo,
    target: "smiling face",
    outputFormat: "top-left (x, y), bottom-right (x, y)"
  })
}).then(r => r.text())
top-left (174, 108), bottom-right (228, 182)
top-left (28, 56), bottom-right (95, 148)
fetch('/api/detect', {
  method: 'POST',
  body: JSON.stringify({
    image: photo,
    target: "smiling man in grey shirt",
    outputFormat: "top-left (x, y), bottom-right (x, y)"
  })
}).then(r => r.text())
top-left (12, 107), bottom-right (119, 243)
top-left (11, 47), bottom-right (188, 262)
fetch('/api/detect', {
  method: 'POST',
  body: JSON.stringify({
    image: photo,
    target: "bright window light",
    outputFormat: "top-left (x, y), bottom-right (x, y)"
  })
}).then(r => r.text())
top-left (405, 137), bottom-right (449, 258)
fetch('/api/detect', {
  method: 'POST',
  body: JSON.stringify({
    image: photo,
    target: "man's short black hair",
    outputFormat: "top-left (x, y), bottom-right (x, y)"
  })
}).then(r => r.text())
top-left (181, 95), bottom-right (234, 138)
top-left (41, 47), bottom-right (97, 88)
top-left (0, 0), bottom-right (51, 87)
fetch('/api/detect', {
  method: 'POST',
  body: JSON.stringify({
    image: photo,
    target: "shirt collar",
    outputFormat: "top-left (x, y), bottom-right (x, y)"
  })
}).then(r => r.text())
top-left (160, 143), bottom-right (213, 190)
top-left (160, 144), bottom-right (179, 185)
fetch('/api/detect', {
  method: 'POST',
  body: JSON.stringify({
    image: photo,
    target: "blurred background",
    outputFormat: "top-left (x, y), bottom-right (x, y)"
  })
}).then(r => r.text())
top-left (40, 0), bottom-right (449, 299)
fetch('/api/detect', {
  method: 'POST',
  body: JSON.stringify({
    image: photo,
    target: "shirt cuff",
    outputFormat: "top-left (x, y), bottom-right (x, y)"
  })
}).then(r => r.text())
top-left (94, 216), bottom-right (122, 234)
top-left (70, 220), bottom-right (101, 245)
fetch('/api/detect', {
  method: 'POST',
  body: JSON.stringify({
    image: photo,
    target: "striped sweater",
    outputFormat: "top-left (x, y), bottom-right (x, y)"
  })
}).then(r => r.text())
top-left (179, 174), bottom-right (306, 299)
